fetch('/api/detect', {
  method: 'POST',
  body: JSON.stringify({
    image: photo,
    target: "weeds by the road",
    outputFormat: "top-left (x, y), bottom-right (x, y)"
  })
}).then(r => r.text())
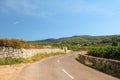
top-left (0, 58), bottom-right (26, 65)
top-left (0, 52), bottom-right (65, 65)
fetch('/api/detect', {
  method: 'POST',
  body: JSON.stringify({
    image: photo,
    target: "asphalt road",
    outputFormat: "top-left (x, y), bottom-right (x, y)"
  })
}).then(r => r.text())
top-left (14, 53), bottom-right (119, 80)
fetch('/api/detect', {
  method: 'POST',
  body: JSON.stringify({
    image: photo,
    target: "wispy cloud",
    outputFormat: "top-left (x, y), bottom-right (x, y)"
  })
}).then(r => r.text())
top-left (0, 0), bottom-right (53, 17)
top-left (59, 1), bottom-right (115, 16)
top-left (0, 0), bottom-right (117, 17)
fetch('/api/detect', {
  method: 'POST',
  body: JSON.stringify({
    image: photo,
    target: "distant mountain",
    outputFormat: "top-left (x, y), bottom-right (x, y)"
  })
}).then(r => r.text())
top-left (29, 34), bottom-right (120, 46)
top-left (35, 38), bottom-right (57, 42)
top-left (72, 35), bottom-right (90, 37)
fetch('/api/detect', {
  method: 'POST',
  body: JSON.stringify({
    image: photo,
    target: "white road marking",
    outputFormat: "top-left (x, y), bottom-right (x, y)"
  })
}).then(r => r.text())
top-left (62, 69), bottom-right (74, 79)
top-left (57, 59), bottom-right (60, 63)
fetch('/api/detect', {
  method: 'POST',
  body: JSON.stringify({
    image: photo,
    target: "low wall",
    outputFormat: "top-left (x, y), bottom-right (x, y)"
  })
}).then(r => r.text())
top-left (0, 47), bottom-right (64, 58)
top-left (76, 53), bottom-right (120, 78)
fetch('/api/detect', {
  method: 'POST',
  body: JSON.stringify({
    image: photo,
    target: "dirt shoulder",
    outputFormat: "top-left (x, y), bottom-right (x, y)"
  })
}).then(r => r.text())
top-left (0, 63), bottom-right (28, 80)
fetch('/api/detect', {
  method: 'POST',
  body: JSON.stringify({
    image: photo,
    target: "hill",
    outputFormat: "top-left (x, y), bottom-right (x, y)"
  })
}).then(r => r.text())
top-left (28, 35), bottom-right (120, 50)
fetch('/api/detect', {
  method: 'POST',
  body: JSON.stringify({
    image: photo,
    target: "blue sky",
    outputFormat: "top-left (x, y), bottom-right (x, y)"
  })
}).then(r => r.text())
top-left (0, 0), bottom-right (120, 40)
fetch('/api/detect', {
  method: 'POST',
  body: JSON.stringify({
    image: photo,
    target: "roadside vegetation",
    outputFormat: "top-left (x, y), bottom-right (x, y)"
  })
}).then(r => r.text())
top-left (0, 38), bottom-right (40, 49)
top-left (74, 36), bottom-right (120, 78)
top-left (75, 37), bottom-right (120, 78)
top-left (87, 36), bottom-right (120, 60)
top-left (0, 52), bottom-right (65, 65)
top-left (88, 46), bottom-right (120, 60)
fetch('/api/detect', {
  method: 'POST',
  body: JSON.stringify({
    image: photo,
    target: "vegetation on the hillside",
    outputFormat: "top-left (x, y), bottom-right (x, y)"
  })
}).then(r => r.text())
top-left (1, 35), bottom-right (120, 50)
top-left (0, 38), bottom-right (39, 49)
top-left (29, 35), bottom-right (120, 50)
top-left (87, 36), bottom-right (120, 60)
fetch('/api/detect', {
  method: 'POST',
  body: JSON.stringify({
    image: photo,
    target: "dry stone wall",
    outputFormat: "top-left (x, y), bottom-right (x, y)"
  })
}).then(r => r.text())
top-left (0, 47), bottom-right (64, 58)
top-left (76, 53), bottom-right (120, 78)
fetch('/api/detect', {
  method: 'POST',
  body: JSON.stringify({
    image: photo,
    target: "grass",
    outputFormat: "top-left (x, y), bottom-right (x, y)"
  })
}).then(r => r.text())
top-left (0, 58), bottom-right (26, 65)
top-left (0, 52), bottom-right (65, 65)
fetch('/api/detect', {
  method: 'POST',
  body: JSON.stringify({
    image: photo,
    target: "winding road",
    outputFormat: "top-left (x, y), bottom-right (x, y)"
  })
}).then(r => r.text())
top-left (14, 53), bottom-right (119, 80)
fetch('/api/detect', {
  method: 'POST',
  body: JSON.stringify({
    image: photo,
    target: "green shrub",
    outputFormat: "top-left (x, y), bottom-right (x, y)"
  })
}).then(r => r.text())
top-left (88, 46), bottom-right (120, 60)
top-left (0, 38), bottom-right (39, 49)
top-left (0, 58), bottom-right (26, 65)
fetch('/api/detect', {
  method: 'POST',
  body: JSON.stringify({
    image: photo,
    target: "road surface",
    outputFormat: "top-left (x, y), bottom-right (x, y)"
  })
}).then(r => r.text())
top-left (14, 53), bottom-right (119, 80)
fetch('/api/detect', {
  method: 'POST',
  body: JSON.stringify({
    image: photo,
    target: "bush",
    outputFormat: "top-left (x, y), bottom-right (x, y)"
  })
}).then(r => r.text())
top-left (88, 46), bottom-right (120, 60)
top-left (0, 38), bottom-right (38, 49)
top-left (0, 58), bottom-right (26, 65)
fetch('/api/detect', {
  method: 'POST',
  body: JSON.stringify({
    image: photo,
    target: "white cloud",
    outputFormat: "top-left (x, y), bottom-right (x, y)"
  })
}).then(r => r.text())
top-left (0, 0), bottom-right (117, 17)
top-left (0, 0), bottom-right (53, 17)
